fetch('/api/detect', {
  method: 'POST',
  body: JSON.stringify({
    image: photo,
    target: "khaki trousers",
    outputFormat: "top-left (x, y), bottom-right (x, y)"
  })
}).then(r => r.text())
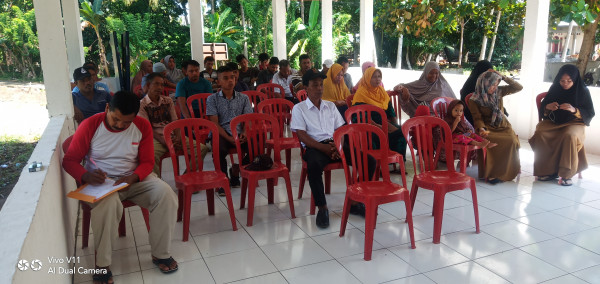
top-left (89, 173), bottom-right (178, 267)
top-left (154, 138), bottom-right (208, 177)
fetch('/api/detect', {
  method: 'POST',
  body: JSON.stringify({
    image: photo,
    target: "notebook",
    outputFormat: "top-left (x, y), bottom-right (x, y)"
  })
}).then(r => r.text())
top-left (67, 178), bottom-right (128, 203)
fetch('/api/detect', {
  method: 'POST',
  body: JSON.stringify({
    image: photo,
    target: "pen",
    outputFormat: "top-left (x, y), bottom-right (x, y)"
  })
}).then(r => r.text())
top-left (89, 158), bottom-right (107, 179)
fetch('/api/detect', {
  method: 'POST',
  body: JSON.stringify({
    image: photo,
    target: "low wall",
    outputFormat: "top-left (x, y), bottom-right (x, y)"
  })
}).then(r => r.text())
top-left (348, 67), bottom-right (600, 155)
top-left (0, 116), bottom-right (78, 283)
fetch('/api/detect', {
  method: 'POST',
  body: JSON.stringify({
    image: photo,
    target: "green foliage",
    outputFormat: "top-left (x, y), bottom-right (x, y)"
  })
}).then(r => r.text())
top-left (549, 0), bottom-right (599, 28)
top-left (205, 6), bottom-right (242, 50)
top-left (333, 12), bottom-right (353, 58)
top-left (107, 13), bottom-right (157, 74)
top-left (0, 135), bottom-right (37, 195)
top-left (287, 0), bottom-right (321, 69)
top-left (0, 4), bottom-right (39, 79)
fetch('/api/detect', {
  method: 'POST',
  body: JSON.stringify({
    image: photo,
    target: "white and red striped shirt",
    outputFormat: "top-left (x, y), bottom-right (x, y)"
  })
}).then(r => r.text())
top-left (62, 112), bottom-right (154, 184)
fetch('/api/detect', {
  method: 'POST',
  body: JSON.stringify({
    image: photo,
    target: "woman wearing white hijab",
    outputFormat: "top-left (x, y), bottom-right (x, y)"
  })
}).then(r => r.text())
top-left (393, 61), bottom-right (456, 117)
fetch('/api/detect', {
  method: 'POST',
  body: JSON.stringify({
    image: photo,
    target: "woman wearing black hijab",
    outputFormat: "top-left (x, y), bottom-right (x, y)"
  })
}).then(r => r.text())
top-left (529, 64), bottom-right (595, 186)
top-left (460, 60), bottom-right (494, 124)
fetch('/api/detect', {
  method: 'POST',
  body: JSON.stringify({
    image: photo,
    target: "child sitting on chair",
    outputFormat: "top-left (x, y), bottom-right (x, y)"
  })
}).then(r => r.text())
top-left (444, 100), bottom-right (497, 148)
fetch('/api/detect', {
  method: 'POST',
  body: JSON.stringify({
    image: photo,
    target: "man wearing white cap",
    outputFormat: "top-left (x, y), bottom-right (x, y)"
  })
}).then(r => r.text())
top-left (321, 59), bottom-right (333, 75)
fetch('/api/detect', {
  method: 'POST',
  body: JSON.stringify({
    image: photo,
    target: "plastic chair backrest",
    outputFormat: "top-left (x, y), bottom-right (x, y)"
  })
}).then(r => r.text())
top-left (465, 93), bottom-right (474, 108)
top-left (536, 92), bottom-right (548, 122)
top-left (387, 90), bottom-right (402, 124)
top-left (296, 90), bottom-right (308, 102)
top-left (257, 98), bottom-right (295, 138)
top-left (401, 116), bottom-right (456, 174)
top-left (345, 104), bottom-right (389, 136)
top-left (230, 113), bottom-right (282, 164)
top-left (242, 90), bottom-right (268, 112)
top-left (163, 118), bottom-right (219, 175)
top-left (334, 124), bottom-right (390, 185)
top-left (346, 94), bottom-right (355, 107)
top-left (186, 93), bottom-right (212, 119)
top-left (257, 83), bottom-right (285, 99)
top-left (431, 97), bottom-right (455, 120)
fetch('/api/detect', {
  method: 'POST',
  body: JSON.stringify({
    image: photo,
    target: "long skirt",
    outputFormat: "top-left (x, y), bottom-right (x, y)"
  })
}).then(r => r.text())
top-left (480, 127), bottom-right (520, 181)
top-left (528, 120), bottom-right (587, 179)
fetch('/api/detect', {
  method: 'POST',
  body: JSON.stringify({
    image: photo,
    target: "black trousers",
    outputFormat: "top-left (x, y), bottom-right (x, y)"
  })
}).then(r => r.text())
top-left (218, 137), bottom-right (249, 178)
top-left (303, 143), bottom-right (376, 207)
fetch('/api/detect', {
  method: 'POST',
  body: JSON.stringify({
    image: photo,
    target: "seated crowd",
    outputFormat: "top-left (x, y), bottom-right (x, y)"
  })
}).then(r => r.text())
top-left (66, 51), bottom-right (594, 283)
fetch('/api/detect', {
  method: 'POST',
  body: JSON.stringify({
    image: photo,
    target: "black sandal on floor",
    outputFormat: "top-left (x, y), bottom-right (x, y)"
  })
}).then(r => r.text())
top-left (559, 178), bottom-right (573, 186)
top-left (487, 178), bottom-right (502, 185)
top-left (152, 256), bottom-right (179, 274)
top-left (92, 269), bottom-right (113, 284)
top-left (538, 174), bottom-right (558, 181)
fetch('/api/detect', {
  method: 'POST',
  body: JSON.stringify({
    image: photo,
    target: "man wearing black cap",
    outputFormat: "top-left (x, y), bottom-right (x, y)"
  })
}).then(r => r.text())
top-left (72, 66), bottom-right (113, 123)
top-left (291, 70), bottom-right (375, 228)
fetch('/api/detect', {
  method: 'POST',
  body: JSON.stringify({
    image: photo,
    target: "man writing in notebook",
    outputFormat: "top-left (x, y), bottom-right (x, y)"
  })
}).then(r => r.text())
top-left (63, 91), bottom-right (179, 284)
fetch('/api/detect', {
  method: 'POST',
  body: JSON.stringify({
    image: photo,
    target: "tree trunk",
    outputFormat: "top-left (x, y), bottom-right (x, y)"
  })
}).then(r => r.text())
top-left (486, 10), bottom-right (502, 61)
top-left (211, 0), bottom-right (215, 14)
top-left (576, 16), bottom-right (599, 76)
top-left (182, 2), bottom-right (190, 26)
top-left (561, 21), bottom-right (575, 61)
top-left (94, 27), bottom-right (110, 77)
top-left (426, 53), bottom-right (432, 62)
top-left (405, 44), bottom-right (412, 70)
top-left (396, 34), bottom-right (403, 69)
top-left (458, 18), bottom-right (465, 67)
top-left (240, 1), bottom-right (248, 58)
top-left (300, 0), bottom-right (305, 23)
top-left (479, 8), bottom-right (494, 61)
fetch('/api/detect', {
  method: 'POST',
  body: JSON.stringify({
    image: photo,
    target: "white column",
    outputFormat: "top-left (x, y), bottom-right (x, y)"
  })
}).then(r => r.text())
top-left (61, 0), bottom-right (85, 76)
top-left (189, 0), bottom-right (205, 67)
top-left (359, 0), bottom-right (374, 63)
top-left (321, 0), bottom-right (333, 61)
top-left (272, 0), bottom-right (287, 59)
top-left (33, 0), bottom-right (73, 118)
top-left (516, 0), bottom-right (550, 136)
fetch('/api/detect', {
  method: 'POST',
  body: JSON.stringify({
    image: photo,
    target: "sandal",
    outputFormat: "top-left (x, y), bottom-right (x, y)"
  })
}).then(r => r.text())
top-left (487, 178), bottom-right (503, 185)
top-left (559, 178), bottom-right (573, 186)
top-left (152, 256), bottom-right (178, 274)
top-left (92, 269), bottom-right (113, 284)
top-left (538, 174), bottom-right (559, 181)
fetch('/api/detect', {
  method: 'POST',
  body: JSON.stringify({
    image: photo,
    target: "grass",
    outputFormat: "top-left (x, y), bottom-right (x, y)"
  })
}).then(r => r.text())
top-left (0, 135), bottom-right (38, 208)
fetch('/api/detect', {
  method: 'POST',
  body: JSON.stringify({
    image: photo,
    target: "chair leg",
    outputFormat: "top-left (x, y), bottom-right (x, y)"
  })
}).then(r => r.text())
top-left (177, 189), bottom-right (183, 222)
top-left (339, 196), bottom-right (351, 237)
top-left (470, 180), bottom-right (480, 234)
top-left (267, 179), bottom-right (275, 204)
top-left (298, 167), bottom-right (307, 199)
top-left (459, 149), bottom-right (468, 173)
top-left (118, 208), bottom-right (126, 237)
top-left (363, 204), bottom-right (378, 261)
top-left (141, 208), bottom-right (150, 232)
top-left (309, 193), bottom-right (316, 215)
top-left (285, 148), bottom-right (292, 172)
top-left (283, 173), bottom-right (296, 219)
top-left (223, 185), bottom-right (238, 231)
top-left (432, 192), bottom-right (446, 244)
top-left (403, 192), bottom-right (416, 249)
top-left (240, 177), bottom-right (248, 209)
top-left (82, 205), bottom-right (91, 249)
top-left (246, 177), bottom-right (257, 227)
top-left (409, 182), bottom-right (419, 210)
top-left (182, 189), bottom-right (192, 242)
top-left (207, 189), bottom-right (215, 215)
top-left (325, 171), bottom-right (332, 194)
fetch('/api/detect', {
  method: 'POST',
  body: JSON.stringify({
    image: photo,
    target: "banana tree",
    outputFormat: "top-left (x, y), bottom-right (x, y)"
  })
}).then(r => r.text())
top-left (80, 0), bottom-right (110, 76)
top-left (204, 6), bottom-right (242, 53)
top-left (288, 1), bottom-right (321, 64)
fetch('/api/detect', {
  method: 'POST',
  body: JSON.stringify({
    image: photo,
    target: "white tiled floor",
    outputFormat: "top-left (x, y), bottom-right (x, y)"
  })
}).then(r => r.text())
top-left (74, 142), bottom-right (600, 283)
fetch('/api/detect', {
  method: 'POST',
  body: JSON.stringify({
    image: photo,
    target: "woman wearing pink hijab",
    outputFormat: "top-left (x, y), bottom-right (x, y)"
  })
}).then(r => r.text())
top-left (351, 61), bottom-right (383, 94)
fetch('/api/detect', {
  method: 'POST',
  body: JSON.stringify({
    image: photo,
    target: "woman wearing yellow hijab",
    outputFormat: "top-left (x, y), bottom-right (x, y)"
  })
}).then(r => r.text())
top-left (323, 63), bottom-right (351, 114)
top-left (352, 67), bottom-right (407, 157)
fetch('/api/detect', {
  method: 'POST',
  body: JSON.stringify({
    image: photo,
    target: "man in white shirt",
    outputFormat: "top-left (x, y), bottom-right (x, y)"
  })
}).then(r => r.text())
top-left (291, 70), bottom-right (375, 228)
top-left (272, 59), bottom-right (299, 104)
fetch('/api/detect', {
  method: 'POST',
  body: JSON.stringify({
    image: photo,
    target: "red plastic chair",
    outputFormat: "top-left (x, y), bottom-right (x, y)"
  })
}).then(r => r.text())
top-left (133, 84), bottom-right (143, 98)
top-left (432, 96), bottom-right (486, 174)
top-left (242, 90), bottom-right (268, 112)
top-left (345, 104), bottom-right (407, 185)
top-left (62, 136), bottom-right (150, 249)
top-left (230, 113), bottom-right (296, 226)
top-left (388, 90), bottom-right (402, 125)
top-left (164, 118), bottom-right (238, 241)
top-left (163, 87), bottom-right (176, 97)
top-left (289, 83), bottom-right (296, 98)
top-left (346, 94), bottom-right (355, 107)
top-left (535, 92), bottom-right (582, 179)
top-left (257, 83), bottom-right (285, 99)
top-left (186, 93), bottom-right (213, 119)
top-left (334, 124), bottom-right (416, 260)
top-left (401, 116), bottom-right (480, 244)
top-left (257, 98), bottom-right (301, 171)
top-left (296, 89), bottom-right (308, 102)
top-left (296, 146), bottom-right (343, 215)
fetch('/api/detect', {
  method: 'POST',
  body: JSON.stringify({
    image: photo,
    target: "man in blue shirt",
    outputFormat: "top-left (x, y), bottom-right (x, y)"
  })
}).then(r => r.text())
top-left (175, 60), bottom-right (213, 119)
top-left (72, 66), bottom-right (112, 123)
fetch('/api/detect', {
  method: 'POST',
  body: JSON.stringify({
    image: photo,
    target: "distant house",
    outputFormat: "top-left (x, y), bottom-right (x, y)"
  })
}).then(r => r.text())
top-left (547, 21), bottom-right (584, 57)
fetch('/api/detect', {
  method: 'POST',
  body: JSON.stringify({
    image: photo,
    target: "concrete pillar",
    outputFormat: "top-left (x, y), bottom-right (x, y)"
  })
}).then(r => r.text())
top-left (189, 0), bottom-right (205, 67)
top-left (516, 0), bottom-right (550, 136)
top-left (272, 0), bottom-right (287, 59)
top-left (33, 0), bottom-right (74, 118)
top-left (321, 0), bottom-right (333, 62)
top-left (61, 0), bottom-right (85, 77)
top-left (359, 0), bottom-right (374, 64)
